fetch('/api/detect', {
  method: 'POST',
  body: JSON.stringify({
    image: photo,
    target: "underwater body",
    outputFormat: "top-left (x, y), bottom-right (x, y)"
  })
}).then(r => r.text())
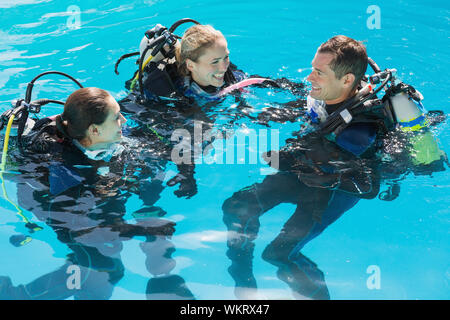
top-left (0, 0), bottom-right (449, 300)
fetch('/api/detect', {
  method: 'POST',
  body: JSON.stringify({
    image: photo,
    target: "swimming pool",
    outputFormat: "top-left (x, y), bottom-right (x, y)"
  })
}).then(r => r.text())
top-left (0, 0), bottom-right (449, 300)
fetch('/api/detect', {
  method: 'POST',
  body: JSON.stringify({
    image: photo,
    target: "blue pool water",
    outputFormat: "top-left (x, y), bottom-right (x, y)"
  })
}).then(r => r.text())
top-left (0, 0), bottom-right (449, 300)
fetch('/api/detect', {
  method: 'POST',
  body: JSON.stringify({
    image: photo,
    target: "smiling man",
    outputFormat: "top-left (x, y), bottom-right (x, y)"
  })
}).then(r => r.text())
top-left (307, 35), bottom-right (368, 107)
top-left (221, 36), bottom-right (385, 300)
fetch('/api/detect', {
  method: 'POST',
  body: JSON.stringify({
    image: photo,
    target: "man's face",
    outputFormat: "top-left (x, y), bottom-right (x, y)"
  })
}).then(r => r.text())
top-left (307, 51), bottom-right (351, 104)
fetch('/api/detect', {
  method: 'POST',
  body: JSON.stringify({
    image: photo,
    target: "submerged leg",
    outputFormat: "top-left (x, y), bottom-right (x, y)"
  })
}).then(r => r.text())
top-left (0, 260), bottom-right (118, 300)
top-left (222, 172), bottom-right (302, 298)
top-left (261, 189), bottom-right (332, 299)
top-left (140, 233), bottom-right (195, 300)
top-left (263, 189), bottom-right (361, 299)
top-left (145, 275), bottom-right (195, 300)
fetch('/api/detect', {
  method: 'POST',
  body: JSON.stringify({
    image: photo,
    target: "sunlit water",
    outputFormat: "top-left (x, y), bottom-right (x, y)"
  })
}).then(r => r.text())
top-left (0, 0), bottom-right (449, 299)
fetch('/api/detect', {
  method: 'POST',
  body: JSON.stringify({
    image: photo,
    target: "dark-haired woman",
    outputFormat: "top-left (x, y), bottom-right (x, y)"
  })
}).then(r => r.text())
top-left (24, 87), bottom-right (196, 197)
top-left (0, 87), bottom-right (195, 300)
top-left (25, 87), bottom-right (126, 157)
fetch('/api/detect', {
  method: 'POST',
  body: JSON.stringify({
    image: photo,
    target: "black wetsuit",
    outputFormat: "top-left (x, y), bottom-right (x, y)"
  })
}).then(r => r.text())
top-left (222, 97), bottom-right (384, 299)
top-left (1, 117), bottom-right (194, 300)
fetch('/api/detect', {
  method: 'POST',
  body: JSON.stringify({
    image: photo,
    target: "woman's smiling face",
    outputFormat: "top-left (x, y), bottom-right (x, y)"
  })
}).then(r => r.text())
top-left (187, 37), bottom-right (230, 88)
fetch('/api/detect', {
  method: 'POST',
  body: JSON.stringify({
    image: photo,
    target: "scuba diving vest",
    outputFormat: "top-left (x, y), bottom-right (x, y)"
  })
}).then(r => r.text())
top-left (305, 62), bottom-right (447, 169)
top-left (140, 57), bottom-right (180, 99)
top-left (22, 115), bottom-right (71, 154)
top-left (306, 94), bottom-right (382, 157)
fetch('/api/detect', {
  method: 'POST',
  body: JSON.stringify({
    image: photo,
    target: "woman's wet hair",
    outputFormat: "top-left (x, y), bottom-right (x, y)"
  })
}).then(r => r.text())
top-left (58, 87), bottom-right (112, 141)
top-left (175, 24), bottom-right (225, 77)
top-left (318, 35), bottom-right (368, 90)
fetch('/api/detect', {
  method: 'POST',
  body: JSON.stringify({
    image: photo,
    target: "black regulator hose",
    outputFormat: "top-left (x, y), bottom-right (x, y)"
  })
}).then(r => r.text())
top-left (368, 57), bottom-right (382, 74)
top-left (115, 52), bottom-right (140, 75)
top-left (25, 71), bottom-right (83, 103)
top-left (16, 71), bottom-right (82, 148)
top-left (31, 99), bottom-right (65, 106)
top-left (138, 45), bottom-right (153, 98)
top-left (169, 18), bottom-right (201, 33)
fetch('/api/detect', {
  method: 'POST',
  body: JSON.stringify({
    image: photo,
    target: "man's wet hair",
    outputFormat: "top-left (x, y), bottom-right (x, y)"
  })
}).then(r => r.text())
top-left (318, 35), bottom-right (368, 89)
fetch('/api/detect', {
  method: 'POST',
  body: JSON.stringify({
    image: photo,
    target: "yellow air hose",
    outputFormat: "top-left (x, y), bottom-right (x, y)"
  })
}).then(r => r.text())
top-left (1, 114), bottom-right (43, 233)
top-left (1, 114), bottom-right (15, 171)
top-left (130, 55), bottom-right (154, 90)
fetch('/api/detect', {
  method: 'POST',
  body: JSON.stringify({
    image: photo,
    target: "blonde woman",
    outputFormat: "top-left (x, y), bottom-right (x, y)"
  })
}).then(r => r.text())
top-left (137, 23), bottom-right (246, 102)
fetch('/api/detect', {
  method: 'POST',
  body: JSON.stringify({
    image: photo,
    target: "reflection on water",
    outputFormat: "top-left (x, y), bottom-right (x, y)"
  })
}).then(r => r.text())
top-left (0, 79), bottom-right (448, 299)
top-left (0, 0), bottom-right (449, 301)
top-left (0, 84), bottom-right (305, 299)
top-left (0, 136), bottom-right (194, 299)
